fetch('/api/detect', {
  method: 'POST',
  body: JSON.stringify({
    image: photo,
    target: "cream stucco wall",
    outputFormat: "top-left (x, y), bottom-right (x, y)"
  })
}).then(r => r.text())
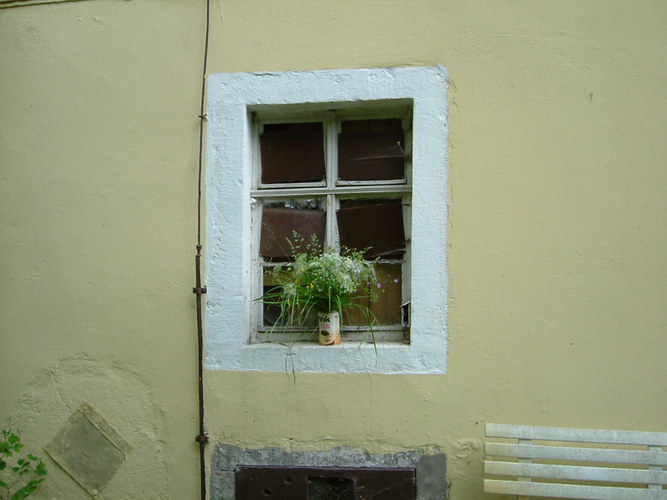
top-left (1, 1), bottom-right (665, 499)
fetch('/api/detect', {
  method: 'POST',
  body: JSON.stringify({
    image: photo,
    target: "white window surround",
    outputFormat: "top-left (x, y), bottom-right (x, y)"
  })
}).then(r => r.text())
top-left (205, 66), bottom-right (448, 374)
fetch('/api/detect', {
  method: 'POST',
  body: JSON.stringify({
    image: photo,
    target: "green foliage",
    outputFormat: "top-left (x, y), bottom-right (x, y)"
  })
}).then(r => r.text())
top-left (0, 427), bottom-right (47, 500)
top-left (261, 234), bottom-right (379, 334)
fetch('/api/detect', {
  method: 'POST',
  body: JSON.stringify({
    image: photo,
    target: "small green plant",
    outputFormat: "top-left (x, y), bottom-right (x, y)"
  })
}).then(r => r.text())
top-left (261, 235), bottom-right (379, 335)
top-left (0, 427), bottom-right (47, 500)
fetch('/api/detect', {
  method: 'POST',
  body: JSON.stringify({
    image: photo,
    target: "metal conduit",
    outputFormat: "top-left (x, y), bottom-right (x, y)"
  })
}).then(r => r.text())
top-left (193, 0), bottom-right (211, 499)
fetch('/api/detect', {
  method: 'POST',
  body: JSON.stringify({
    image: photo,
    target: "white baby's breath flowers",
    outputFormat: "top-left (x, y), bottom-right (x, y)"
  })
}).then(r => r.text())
top-left (265, 247), bottom-right (377, 326)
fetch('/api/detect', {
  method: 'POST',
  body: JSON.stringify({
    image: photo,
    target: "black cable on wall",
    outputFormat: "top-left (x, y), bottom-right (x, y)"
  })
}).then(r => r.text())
top-left (193, 0), bottom-right (211, 499)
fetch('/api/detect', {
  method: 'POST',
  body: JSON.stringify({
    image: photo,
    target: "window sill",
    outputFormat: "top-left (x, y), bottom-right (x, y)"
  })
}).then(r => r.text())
top-left (205, 328), bottom-right (445, 374)
top-left (227, 340), bottom-right (443, 374)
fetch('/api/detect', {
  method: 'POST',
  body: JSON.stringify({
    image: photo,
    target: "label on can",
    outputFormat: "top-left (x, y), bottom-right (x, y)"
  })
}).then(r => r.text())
top-left (318, 311), bottom-right (340, 345)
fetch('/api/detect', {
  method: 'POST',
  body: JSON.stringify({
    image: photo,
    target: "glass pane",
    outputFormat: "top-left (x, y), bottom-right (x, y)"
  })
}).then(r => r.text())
top-left (260, 122), bottom-right (325, 184)
top-left (371, 263), bottom-right (402, 325)
top-left (262, 285), bottom-right (284, 327)
top-left (337, 199), bottom-right (405, 258)
top-left (260, 201), bottom-right (325, 258)
top-left (262, 268), bottom-right (289, 327)
top-left (345, 264), bottom-right (402, 326)
top-left (338, 119), bottom-right (405, 181)
top-left (262, 267), bottom-right (317, 328)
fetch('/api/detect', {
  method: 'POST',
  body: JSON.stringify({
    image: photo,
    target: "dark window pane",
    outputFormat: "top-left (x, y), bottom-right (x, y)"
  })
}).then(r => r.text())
top-left (262, 268), bottom-right (317, 327)
top-left (308, 477), bottom-right (354, 500)
top-left (337, 199), bottom-right (405, 258)
top-left (262, 285), bottom-right (283, 327)
top-left (260, 122), bottom-right (325, 184)
top-left (260, 207), bottom-right (325, 258)
top-left (338, 119), bottom-right (406, 181)
top-left (347, 264), bottom-right (402, 326)
top-left (372, 264), bottom-right (402, 325)
top-left (262, 269), bottom-right (292, 327)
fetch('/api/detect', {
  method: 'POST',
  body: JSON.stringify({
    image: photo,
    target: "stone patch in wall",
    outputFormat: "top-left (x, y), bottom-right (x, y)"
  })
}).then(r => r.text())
top-left (10, 355), bottom-right (168, 498)
top-left (45, 403), bottom-right (131, 498)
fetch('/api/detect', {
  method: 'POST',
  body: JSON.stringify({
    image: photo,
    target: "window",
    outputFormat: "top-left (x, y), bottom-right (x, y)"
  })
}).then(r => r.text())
top-left (206, 66), bottom-right (448, 373)
top-left (252, 107), bottom-right (412, 343)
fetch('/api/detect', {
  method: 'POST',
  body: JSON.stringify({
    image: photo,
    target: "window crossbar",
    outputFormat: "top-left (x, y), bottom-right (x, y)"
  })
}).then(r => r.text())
top-left (251, 184), bottom-right (411, 199)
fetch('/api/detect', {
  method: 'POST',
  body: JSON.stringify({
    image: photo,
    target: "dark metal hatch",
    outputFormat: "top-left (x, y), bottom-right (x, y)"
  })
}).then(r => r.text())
top-left (235, 465), bottom-right (416, 500)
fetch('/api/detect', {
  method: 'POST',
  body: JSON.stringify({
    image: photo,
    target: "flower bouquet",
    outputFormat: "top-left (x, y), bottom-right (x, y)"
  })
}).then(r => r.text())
top-left (262, 244), bottom-right (378, 345)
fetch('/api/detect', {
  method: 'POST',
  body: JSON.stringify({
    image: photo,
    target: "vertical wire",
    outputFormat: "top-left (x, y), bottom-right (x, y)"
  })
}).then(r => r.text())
top-left (197, 0), bottom-right (211, 248)
top-left (194, 1), bottom-right (212, 499)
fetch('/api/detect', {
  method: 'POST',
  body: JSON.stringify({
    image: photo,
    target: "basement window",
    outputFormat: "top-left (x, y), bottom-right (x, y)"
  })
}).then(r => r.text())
top-left (206, 66), bottom-right (449, 374)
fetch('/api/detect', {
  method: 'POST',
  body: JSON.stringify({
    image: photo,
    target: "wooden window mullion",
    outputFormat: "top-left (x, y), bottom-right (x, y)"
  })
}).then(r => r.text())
top-left (325, 112), bottom-right (338, 251)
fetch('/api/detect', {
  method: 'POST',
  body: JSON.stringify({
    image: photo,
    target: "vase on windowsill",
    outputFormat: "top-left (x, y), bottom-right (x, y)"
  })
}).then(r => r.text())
top-left (258, 235), bottom-right (379, 345)
top-left (318, 311), bottom-right (341, 345)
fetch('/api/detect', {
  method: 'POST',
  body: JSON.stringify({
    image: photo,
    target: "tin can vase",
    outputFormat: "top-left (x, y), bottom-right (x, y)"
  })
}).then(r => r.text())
top-left (318, 311), bottom-right (341, 345)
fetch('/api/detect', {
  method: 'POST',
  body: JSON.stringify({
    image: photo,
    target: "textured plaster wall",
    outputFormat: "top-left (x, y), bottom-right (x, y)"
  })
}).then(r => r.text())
top-left (1, 1), bottom-right (204, 498)
top-left (1, 1), bottom-right (665, 499)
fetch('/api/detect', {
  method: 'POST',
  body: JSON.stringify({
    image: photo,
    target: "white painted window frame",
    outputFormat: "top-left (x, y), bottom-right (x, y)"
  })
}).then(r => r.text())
top-left (251, 106), bottom-right (412, 343)
top-left (206, 66), bottom-right (448, 374)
